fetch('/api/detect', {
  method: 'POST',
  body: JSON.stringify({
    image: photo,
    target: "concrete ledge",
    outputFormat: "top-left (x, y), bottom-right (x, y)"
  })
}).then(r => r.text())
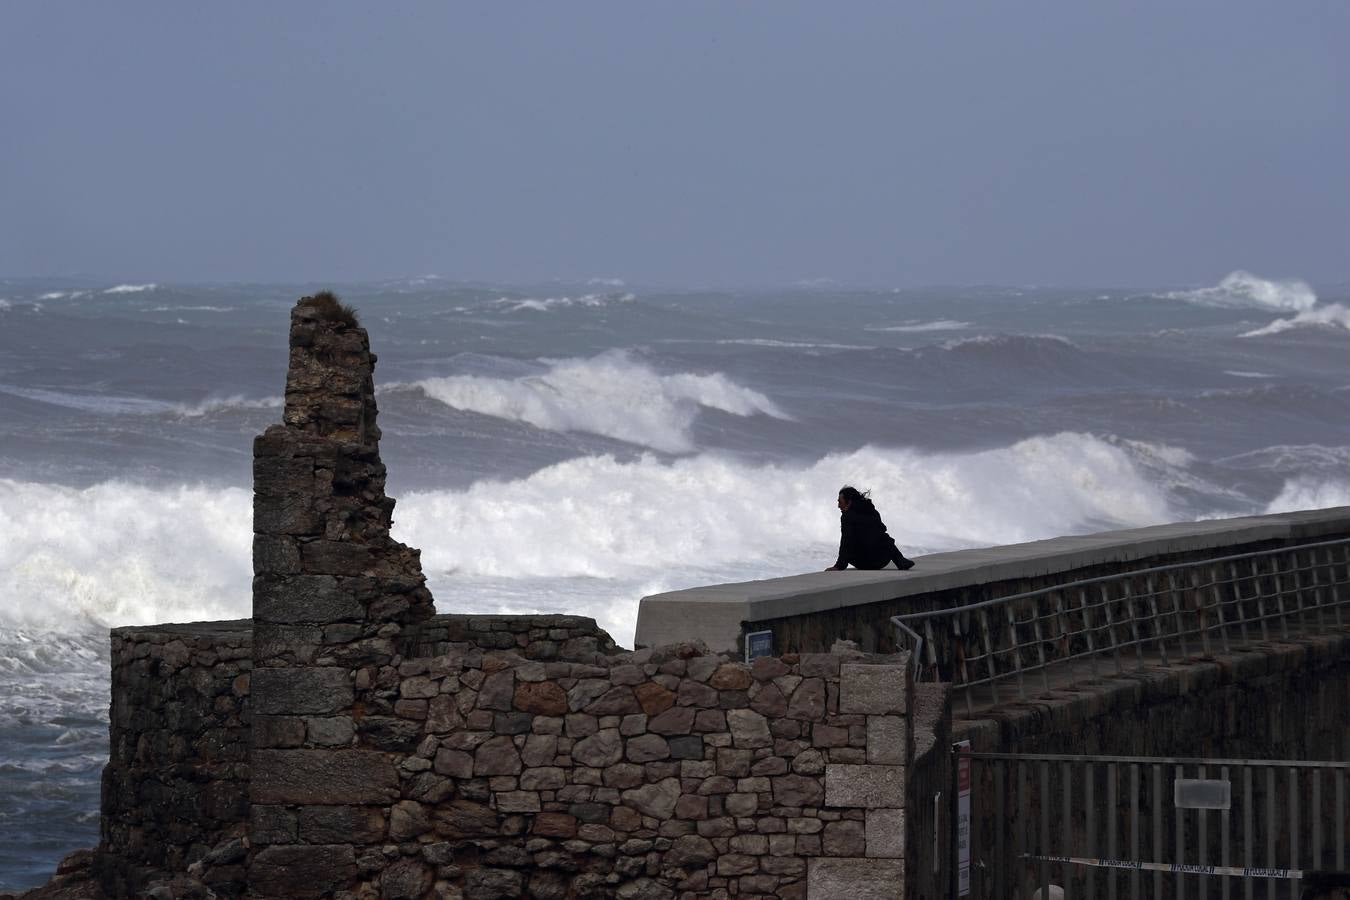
top-left (635, 507), bottom-right (1350, 653)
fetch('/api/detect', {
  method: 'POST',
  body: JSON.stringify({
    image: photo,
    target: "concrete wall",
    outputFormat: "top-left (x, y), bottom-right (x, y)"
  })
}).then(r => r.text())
top-left (635, 507), bottom-right (1350, 658)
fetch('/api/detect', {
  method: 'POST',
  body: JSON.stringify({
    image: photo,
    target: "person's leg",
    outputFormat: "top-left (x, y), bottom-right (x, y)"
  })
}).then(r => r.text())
top-left (889, 544), bottom-right (915, 570)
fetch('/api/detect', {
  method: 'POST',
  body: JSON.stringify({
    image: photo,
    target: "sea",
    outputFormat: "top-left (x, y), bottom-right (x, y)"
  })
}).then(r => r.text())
top-left (1, 270), bottom-right (1348, 888)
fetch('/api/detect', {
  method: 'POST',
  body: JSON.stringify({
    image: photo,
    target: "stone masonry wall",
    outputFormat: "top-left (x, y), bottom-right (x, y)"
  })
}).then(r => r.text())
top-left (294, 640), bottom-right (915, 899)
top-left (248, 295), bottom-right (438, 893)
top-left (98, 622), bottom-right (252, 895)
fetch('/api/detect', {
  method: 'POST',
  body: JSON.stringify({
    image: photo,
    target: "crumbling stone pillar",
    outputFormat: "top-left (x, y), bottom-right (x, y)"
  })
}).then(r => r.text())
top-left (247, 295), bottom-right (435, 897)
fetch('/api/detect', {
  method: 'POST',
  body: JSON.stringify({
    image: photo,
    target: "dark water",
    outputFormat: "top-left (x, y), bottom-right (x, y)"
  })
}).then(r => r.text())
top-left (1, 271), bottom-right (1347, 888)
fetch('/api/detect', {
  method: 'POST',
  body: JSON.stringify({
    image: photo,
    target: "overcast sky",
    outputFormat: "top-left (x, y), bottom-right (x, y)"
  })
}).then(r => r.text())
top-left (2, 2), bottom-right (1347, 287)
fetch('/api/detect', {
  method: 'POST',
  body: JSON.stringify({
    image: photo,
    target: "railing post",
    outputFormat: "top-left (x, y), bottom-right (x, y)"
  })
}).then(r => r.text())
top-left (1031, 598), bottom-right (1051, 693)
top-left (1080, 588), bottom-right (1099, 678)
top-left (1328, 546), bottom-right (1346, 627)
top-left (1271, 553), bottom-right (1291, 640)
top-left (978, 608), bottom-right (999, 707)
top-left (1309, 548), bottom-right (1326, 628)
top-left (1208, 563), bottom-right (1231, 654)
top-left (1100, 584), bottom-right (1124, 675)
top-left (1006, 604), bottom-right (1027, 701)
top-left (1249, 559), bottom-right (1270, 641)
top-left (1167, 571), bottom-right (1190, 659)
top-left (1228, 562), bottom-right (1251, 643)
top-left (954, 617), bottom-right (975, 718)
top-left (1146, 575), bottom-right (1170, 665)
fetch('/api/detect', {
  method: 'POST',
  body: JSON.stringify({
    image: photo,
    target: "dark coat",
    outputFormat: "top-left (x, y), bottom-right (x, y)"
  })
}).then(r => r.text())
top-left (833, 496), bottom-right (902, 570)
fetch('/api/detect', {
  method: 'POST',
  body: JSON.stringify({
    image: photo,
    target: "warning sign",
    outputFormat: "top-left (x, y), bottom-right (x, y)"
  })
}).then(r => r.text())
top-left (957, 740), bottom-right (972, 896)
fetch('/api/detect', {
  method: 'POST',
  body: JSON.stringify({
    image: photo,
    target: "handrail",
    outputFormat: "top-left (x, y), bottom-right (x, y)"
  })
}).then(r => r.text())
top-left (890, 536), bottom-right (1350, 714)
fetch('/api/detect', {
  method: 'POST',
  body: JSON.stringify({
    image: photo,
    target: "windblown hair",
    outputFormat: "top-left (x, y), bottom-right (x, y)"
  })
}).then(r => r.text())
top-left (300, 290), bottom-right (360, 327)
top-left (838, 485), bottom-right (870, 504)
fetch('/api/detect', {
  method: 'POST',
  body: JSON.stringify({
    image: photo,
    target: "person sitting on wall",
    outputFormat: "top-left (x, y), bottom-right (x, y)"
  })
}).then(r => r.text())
top-left (825, 485), bottom-right (916, 571)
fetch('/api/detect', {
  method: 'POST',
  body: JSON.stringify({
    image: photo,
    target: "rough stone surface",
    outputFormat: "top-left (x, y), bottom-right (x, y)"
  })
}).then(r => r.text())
top-left (825, 764), bottom-right (907, 809)
top-left (866, 808), bottom-right (905, 858)
top-left (839, 664), bottom-right (908, 716)
top-left (807, 857), bottom-right (906, 899)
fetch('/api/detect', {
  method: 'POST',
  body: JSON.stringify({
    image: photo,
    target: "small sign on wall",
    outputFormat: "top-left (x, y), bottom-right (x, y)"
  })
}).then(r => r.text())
top-left (744, 630), bottom-right (774, 663)
top-left (956, 740), bottom-right (972, 896)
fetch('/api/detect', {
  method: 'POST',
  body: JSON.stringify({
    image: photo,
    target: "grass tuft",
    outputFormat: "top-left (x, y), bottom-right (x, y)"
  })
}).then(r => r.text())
top-left (299, 290), bottom-right (359, 327)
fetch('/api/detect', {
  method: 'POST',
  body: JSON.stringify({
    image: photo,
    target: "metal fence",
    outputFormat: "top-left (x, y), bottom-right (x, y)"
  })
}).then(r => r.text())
top-left (960, 749), bottom-right (1350, 900)
top-left (893, 538), bottom-right (1350, 714)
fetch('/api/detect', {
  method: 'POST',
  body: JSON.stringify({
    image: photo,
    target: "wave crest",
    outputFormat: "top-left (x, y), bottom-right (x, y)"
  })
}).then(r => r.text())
top-left (1264, 478), bottom-right (1350, 514)
top-left (494, 292), bottom-right (635, 313)
top-left (1240, 302), bottom-right (1350, 337)
top-left (103, 283), bottom-right (158, 295)
top-left (1165, 271), bottom-right (1316, 312)
top-left (404, 351), bottom-right (789, 453)
top-left (0, 433), bottom-right (1183, 642)
top-left (394, 432), bottom-right (1177, 580)
top-left (872, 320), bottom-right (971, 333)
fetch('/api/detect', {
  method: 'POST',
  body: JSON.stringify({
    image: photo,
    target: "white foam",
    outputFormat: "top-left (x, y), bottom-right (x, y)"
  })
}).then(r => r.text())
top-left (587, 277), bottom-right (626, 287)
top-left (872, 320), bottom-right (972, 333)
top-left (0, 433), bottom-right (1183, 647)
top-left (37, 292), bottom-right (66, 300)
top-left (404, 351), bottom-right (789, 453)
top-left (939, 333), bottom-right (1077, 351)
top-left (146, 305), bottom-right (235, 313)
top-left (0, 299), bottom-right (10, 311)
top-left (0, 385), bottom-right (176, 415)
top-left (172, 395), bottom-right (284, 417)
top-left (394, 432), bottom-right (1180, 639)
top-left (713, 339), bottom-right (874, 350)
top-left (1240, 302), bottom-right (1350, 337)
top-left (1165, 271), bottom-right (1317, 312)
top-left (103, 283), bottom-right (158, 294)
top-left (1264, 478), bottom-right (1350, 514)
top-left (0, 480), bottom-right (253, 630)
top-left (494, 293), bottom-right (635, 313)
top-left (0, 386), bottom-right (281, 418)
top-left (1224, 370), bottom-right (1273, 378)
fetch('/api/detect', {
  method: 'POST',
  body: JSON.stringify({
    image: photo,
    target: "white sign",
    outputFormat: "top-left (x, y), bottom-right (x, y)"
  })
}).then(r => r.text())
top-left (956, 740), bottom-right (972, 896)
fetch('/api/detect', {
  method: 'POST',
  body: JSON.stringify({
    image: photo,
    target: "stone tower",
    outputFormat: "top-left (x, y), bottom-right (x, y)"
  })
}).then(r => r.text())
top-left (247, 294), bottom-right (435, 895)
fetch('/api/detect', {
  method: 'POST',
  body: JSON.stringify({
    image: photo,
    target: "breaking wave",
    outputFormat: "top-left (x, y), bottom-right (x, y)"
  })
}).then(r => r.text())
top-left (0, 386), bottom-right (281, 418)
top-left (938, 333), bottom-right (1077, 352)
top-left (394, 433), bottom-right (1178, 583)
top-left (494, 292), bottom-right (635, 313)
top-left (172, 395), bottom-right (284, 417)
top-left (872, 320), bottom-right (972, 333)
top-left (0, 480), bottom-right (253, 631)
top-left (0, 433), bottom-right (1186, 645)
top-left (102, 283), bottom-right (158, 295)
top-left (1164, 271), bottom-right (1316, 312)
top-left (1264, 478), bottom-right (1350, 514)
top-left (401, 351), bottom-right (789, 453)
top-left (1240, 303), bottom-right (1350, 337)
top-left (713, 339), bottom-right (873, 350)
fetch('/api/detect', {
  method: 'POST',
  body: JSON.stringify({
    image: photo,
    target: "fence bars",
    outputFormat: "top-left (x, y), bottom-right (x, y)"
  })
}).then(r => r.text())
top-left (957, 751), bottom-right (1350, 900)
top-left (894, 537), bottom-right (1350, 709)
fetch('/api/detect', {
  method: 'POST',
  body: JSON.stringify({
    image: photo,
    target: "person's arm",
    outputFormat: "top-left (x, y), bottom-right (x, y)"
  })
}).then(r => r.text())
top-left (827, 515), bottom-right (850, 570)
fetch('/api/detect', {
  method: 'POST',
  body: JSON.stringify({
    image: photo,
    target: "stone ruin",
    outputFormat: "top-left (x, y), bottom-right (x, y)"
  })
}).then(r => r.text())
top-left (19, 296), bottom-right (945, 900)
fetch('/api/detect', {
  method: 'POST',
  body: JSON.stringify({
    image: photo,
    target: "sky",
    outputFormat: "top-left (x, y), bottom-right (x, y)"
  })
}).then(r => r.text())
top-left (2, 2), bottom-right (1347, 288)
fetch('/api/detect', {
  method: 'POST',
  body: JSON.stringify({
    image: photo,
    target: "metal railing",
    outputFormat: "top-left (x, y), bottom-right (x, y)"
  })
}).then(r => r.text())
top-left (961, 749), bottom-right (1350, 900)
top-left (892, 538), bottom-right (1350, 715)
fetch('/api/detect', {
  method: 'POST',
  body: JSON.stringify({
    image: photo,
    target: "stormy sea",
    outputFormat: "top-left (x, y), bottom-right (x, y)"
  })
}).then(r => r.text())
top-left (1, 271), bottom-right (1348, 888)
